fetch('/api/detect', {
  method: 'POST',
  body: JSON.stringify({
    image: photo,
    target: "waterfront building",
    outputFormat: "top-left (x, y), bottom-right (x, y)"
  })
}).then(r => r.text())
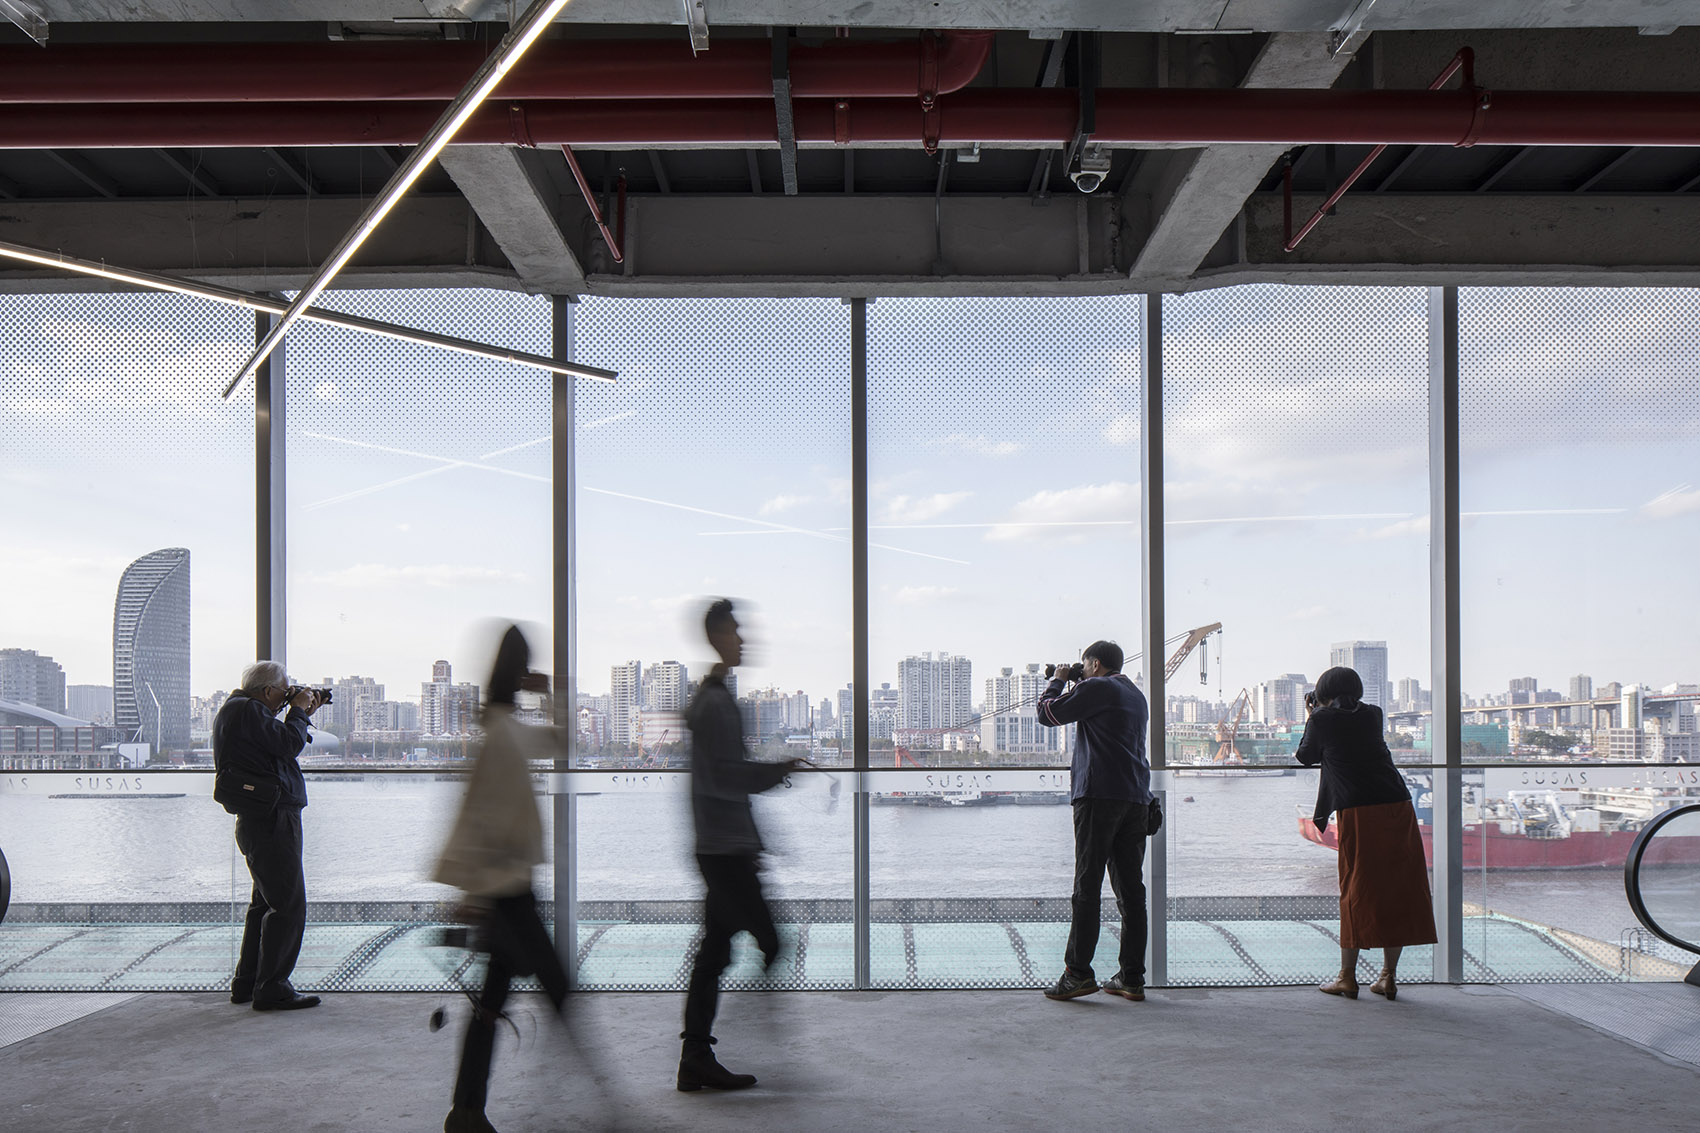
top-left (897, 652), bottom-right (972, 732)
top-left (0, 648), bottom-right (68, 714)
top-left (66, 684), bottom-right (114, 725)
top-left (420, 660), bottom-right (479, 736)
top-left (981, 664), bottom-right (1061, 756)
top-left (609, 660), bottom-right (640, 745)
top-left (1329, 641), bottom-right (1389, 710)
top-left (642, 660), bottom-right (688, 712)
top-left (112, 547), bottom-right (190, 756)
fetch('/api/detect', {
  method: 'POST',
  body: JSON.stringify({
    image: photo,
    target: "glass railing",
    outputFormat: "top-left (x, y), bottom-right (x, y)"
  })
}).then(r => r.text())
top-left (2, 763), bottom-right (1692, 991)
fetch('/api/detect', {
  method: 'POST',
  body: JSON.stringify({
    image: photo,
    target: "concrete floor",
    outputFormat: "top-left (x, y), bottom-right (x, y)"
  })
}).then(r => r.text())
top-left (3, 985), bottom-right (1699, 1132)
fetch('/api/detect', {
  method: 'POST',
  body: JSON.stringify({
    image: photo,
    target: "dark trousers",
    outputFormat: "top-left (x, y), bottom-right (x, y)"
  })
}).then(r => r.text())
top-left (453, 891), bottom-right (570, 1111)
top-left (232, 805), bottom-right (306, 995)
top-left (682, 853), bottom-right (778, 1046)
top-left (1064, 798), bottom-right (1149, 985)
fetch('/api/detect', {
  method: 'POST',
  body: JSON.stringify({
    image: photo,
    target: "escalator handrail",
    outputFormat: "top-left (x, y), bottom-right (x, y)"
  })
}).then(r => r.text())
top-left (1623, 802), bottom-right (1700, 956)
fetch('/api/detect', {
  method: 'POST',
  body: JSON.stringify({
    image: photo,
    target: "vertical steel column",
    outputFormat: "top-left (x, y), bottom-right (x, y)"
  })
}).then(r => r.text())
top-left (1428, 286), bottom-right (1464, 983)
top-left (851, 297), bottom-right (871, 989)
top-left (1140, 292), bottom-right (1167, 987)
top-left (254, 310), bottom-right (286, 664)
top-left (552, 296), bottom-right (580, 982)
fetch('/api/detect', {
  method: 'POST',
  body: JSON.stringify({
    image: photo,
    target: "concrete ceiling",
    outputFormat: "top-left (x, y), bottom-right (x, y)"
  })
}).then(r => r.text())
top-left (3, 3), bottom-right (1700, 297)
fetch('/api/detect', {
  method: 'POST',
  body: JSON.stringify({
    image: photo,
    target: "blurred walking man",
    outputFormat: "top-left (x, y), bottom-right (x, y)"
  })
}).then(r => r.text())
top-left (676, 599), bottom-right (808, 1091)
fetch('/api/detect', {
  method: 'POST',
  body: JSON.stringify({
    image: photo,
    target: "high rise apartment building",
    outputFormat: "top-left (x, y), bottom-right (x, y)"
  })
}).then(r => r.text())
top-left (420, 660), bottom-right (479, 736)
top-left (642, 661), bottom-right (688, 712)
top-left (112, 547), bottom-right (191, 755)
top-left (1254, 673), bottom-right (1311, 723)
top-left (1329, 641), bottom-right (1388, 710)
top-left (66, 684), bottom-right (113, 725)
top-left (326, 675), bottom-right (383, 733)
top-left (609, 660), bottom-right (641, 745)
top-left (897, 652), bottom-right (972, 732)
top-left (0, 648), bottom-right (67, 714)
top-left (981, 664), bottom-right (1060, 755)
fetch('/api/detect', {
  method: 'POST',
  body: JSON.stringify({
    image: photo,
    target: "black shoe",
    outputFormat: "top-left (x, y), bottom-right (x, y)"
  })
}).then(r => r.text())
top-left (444, 1106), bottom-right (498, 1133)
top-left (1044, 971), bottom-right (1099, 1001)
top-left (230, 982), bottom-right (253, 1005)
top-left (677, 1046), bottom-right (758, 1092)
top-left (1101, 974), bottom-right (1145, 1001)
top-left (252, 987), bottom-right (320, 1012)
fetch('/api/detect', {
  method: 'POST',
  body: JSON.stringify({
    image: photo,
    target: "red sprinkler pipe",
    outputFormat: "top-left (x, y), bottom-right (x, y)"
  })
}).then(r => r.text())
top-left (561, 144), bottom-right (623, 264)
top-left (0, 31), bottom-right (995, 103)
top-left (1284, 48), bottom-right (1476, 252)
top-left (8, 88), bottom-right (1700, 150)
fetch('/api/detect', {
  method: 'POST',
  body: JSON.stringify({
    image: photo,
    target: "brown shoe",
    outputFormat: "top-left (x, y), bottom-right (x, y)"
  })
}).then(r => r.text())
top-left (1370, 970), bottom-right (1397, 1001)
top-left (1319, 971), bottom-right (1359, 999)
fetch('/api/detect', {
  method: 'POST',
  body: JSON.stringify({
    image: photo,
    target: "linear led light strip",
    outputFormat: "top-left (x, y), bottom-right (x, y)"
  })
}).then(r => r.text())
top-left (0, 239), bottom-right (616, 383)
top-left (222, 0), bottom-right (578, 400)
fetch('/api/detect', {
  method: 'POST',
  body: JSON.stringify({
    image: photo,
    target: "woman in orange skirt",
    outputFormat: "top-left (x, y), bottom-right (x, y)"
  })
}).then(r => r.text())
top-left (1295, 666), bottom-right (1437, 1001)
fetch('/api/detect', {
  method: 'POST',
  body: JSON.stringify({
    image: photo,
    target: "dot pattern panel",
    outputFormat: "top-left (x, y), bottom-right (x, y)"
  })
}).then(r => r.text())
top-left (1460, 288), bottom-right (1700, 451)
top-left (1162, 285), bottom-right (1430, 478)
top-left (573, 297), bottom-right (851, 466)
top-left (0, 293), bottom-right (253, 464)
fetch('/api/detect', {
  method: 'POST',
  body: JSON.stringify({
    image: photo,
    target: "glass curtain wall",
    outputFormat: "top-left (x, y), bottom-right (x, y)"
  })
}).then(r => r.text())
top-left (865, 297), bottom-right (1142, 987)
top-left (282, 289), bottom-right (555, 990)
top-left (571, 297), bottom-right (852, 989)
top-left (0, 294), bottom-right (253, 989)
top-left (1460, 287), bottom-right (1700, 982)
top-left (1161, 286), bottom-right (1433, 985)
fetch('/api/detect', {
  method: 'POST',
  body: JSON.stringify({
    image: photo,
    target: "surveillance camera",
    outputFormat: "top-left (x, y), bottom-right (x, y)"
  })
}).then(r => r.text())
top-left (1067, 149), bottom-right (1112, 194)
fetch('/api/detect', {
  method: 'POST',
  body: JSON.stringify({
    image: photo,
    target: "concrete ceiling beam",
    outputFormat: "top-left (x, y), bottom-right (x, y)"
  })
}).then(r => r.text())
top-left (435, 145), bottom-right (587, 295)
top-left (1125, 32), bottom-right (1357, 285)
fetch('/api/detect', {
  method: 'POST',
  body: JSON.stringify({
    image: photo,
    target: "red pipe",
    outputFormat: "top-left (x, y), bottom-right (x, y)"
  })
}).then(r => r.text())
top-left (6, 89), bottom-right (1700, 149)
top-left (0, 32), bottom-right (994, 103)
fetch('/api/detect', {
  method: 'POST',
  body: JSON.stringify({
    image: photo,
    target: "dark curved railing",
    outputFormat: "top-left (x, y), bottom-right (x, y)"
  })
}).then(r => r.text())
top-left (0, 844), bottom-right (10, 928)
top-left (1624, 802), bottom-right (1700, 985)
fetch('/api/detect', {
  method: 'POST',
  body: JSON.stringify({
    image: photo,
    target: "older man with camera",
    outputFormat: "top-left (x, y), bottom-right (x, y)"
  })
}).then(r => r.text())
top-left (212, 660), bottom-right (327, 1011)
top-left (1035, 640), bottom-right (1157, 1003)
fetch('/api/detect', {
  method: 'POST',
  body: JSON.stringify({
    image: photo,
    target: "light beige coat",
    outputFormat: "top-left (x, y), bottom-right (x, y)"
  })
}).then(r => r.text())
top-left (432, 705), bottom-right (557, 899)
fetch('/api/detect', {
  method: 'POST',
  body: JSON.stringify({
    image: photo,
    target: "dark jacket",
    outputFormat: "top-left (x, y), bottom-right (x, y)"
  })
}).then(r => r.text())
top-left (687, 672), bottom-right (792, 856)
top-left (1293, 702), bottom-right (1410, 832)
top-left (1037, 673), bottom-right (1152, 804)
top-left (212, 692), bottom-right (313, 810)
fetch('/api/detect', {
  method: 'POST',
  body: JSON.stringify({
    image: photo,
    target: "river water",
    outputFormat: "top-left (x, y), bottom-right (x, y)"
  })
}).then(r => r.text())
top-left (0, 769), bottom-right (1652, 961)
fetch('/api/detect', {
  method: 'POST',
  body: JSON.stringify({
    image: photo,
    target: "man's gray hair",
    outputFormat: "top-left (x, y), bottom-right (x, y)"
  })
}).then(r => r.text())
top-left (240, 660), bottom-right (288, 694)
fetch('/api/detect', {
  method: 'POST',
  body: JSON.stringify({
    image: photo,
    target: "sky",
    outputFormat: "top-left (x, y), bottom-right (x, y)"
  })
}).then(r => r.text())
top-left (2, 286), bottom-right (1696, 713)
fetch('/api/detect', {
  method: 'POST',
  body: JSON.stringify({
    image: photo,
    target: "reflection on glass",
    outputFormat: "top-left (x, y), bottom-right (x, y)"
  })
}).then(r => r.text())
top-left (1632, 808), bottom-right (1700, 949)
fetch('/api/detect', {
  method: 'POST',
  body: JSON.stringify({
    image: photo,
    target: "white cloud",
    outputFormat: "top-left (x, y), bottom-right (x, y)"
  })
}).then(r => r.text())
top-left (1642, 484), bottom-right (1700, 520)
top-left (1358, 515), bottom-right (1430, 541)
top-left (934, 434), bottom-right (1025, 458)
top-left (1284, 604), bottom-right (1328, 621)
top-left (304, 563), bottom-right (525, 589)
top-left (759, 493), bottom-right (811, 516)
top-left (987, 481), bottom-right (1138, 541)
top-left (894, 585), bottom-right (960, 604)
top-left (1101, 415), bottom-right (1139, 445)
top-left (884, 491), bottom-right (973, 524)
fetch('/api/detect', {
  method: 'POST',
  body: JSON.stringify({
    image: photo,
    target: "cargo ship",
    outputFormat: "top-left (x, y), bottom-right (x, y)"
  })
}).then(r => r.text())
top-left (1297, 784), bottom-right (1700, 870)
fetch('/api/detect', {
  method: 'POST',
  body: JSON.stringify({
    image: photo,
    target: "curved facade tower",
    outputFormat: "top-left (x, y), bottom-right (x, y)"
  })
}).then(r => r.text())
top-left (112, 548), bottom-right (191, 756)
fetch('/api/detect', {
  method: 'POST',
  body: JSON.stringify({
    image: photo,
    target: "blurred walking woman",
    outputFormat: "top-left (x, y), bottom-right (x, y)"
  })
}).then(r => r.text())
top-left (1295, 666), bottom-right (1436, 1001)
top-left (434, 626), bottom-right (569, 1133)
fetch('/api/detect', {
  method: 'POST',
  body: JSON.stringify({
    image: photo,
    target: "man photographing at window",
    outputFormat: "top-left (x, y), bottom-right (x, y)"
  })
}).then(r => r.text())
top-left (212, 660), bottom-right (326, 1011)
top-left (1035, 640), bottom-right (1156, 1003)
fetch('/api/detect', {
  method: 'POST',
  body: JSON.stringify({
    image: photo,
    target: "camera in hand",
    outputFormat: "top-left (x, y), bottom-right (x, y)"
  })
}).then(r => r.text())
top-left (1045, 663), bottom-right (1086, 682)
top-left (287, 685), bottom-right (333, 704)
